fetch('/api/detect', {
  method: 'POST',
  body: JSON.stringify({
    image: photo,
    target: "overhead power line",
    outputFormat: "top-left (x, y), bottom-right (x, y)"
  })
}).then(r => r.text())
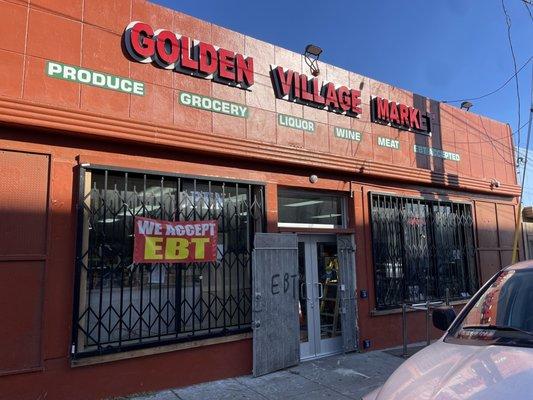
top-left (511, 64), bottom-right (532, 263)
top-left (453, 120), bottom-right (528, 145)
top-left (441, 56), bottom-right (532, 104)
top-left (524, 0), bottom-right (533, 21)
top-left (501, 0), bottom-right (522, 152)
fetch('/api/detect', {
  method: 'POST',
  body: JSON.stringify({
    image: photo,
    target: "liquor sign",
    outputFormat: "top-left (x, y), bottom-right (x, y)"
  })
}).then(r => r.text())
top-left (124, 21), bottom-right (254, 89)
top-left (371, 96), bottom-right (431, 135)
top-left (270, 66), bottom-right (362, 117)
top-left (133, 217), bottom-right (218, 263)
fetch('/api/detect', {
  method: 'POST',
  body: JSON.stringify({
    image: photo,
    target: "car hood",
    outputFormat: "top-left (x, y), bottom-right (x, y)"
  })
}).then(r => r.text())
top-left (375, 340), bottom-right (533, 400)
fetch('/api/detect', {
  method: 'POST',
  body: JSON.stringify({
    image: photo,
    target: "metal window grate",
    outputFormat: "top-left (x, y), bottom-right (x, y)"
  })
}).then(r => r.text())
top-left (370, 193), bottom-right (478, 310)
top-left (72, 166), bottom-right (265, 357)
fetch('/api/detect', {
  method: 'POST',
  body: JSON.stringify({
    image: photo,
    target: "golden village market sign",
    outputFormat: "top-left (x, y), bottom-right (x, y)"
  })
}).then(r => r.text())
top-left (124, 21), bottom-right (431, 135)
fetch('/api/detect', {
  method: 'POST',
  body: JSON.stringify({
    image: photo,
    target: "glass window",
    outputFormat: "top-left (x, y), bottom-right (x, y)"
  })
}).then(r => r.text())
top-left (73, 167), bottom-right (265, 357)
top-left (448, 269), bottom-right (533, 346)
top-left (370, 193), bottom-right (478, 309)
top-left (278, 189), bottom-right (346, 228)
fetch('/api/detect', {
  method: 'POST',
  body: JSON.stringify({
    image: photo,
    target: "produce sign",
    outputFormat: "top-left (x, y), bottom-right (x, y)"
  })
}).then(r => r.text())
top-left (133, 217), bottom-right (218, 263)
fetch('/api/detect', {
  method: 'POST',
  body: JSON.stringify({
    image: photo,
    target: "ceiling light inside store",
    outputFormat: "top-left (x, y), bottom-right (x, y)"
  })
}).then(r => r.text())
top-left (284, 200), bottom-right (324, 207)
top-left (310, 214), bottom-right (342, 219)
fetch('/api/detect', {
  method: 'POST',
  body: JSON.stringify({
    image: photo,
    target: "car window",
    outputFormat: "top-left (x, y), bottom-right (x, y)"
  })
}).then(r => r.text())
top-left (447, 269), bottom-right (533, 347)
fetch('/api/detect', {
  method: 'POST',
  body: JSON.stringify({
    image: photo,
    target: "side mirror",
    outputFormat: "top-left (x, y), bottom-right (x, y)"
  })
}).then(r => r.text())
top-left (432, 307), bottom-right (456, 331)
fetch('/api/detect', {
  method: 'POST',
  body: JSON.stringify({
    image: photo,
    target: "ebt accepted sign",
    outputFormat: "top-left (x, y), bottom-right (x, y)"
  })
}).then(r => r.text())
top-left (133, 217), bottom-right (218, 263)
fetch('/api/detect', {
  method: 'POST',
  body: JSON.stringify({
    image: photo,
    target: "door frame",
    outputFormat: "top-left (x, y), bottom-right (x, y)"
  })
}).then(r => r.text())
top-left (298, 234), bottom-right (343, 361)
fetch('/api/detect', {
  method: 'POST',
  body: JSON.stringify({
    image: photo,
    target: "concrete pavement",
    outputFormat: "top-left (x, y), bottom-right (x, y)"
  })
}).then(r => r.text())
top-left (118, 349), bottom-right (406, 400)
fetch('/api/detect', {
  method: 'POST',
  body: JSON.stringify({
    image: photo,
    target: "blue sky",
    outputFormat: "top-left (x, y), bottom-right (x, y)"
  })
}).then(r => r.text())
top-left (153, 0), bottom-right (533, 203)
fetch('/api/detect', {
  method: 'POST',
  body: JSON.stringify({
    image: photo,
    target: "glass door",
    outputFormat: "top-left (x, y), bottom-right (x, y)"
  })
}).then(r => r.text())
top-left (298, 235), bottom-right (343, 360)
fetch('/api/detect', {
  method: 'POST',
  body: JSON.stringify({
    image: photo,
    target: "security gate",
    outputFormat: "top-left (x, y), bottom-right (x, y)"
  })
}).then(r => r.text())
top-left (337, 234), bottom-right (358, 353)
top-left (252, 233), bottom-right (299, 377)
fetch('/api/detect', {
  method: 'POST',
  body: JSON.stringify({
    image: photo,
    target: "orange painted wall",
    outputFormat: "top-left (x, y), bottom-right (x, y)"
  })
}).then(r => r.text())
top-left (0, 0), bottom-right (519, 194)
top-left (0, 126), bottom-right (520, 399)
top-left (0, 0), bottom-right (522, 398)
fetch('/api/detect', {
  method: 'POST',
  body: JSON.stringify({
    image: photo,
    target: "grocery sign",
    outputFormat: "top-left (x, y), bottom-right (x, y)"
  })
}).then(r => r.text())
top-left (45, 20), bottom-right (454, 156)
top-left (133, 217), bottom-right (218, 263)
top-left (121, 20), bottom-right (434, 137)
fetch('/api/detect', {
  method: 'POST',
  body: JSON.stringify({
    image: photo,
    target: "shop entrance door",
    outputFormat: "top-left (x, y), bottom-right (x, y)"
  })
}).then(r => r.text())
top-left (298, 234), bottom-right (345, 360)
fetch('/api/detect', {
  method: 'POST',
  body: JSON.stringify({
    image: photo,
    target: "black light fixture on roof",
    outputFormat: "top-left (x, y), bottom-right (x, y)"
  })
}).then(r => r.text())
top-left (460, 101), bottom-right (473, 111)
top-left (304, 44), bottom-right (322, 77)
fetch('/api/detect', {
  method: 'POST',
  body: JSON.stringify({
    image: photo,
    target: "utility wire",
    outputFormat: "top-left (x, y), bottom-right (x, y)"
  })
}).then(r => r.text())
top-left (523, 0), bottom-right (533, 21)
top-left (453, 120), bottom-right (528, 145)
top-left (512, 65), bottom-right (532, 263)
top-left (441, 56), bottom-right (532, 104)
top-left (501, 0), bottom-right (522, 152)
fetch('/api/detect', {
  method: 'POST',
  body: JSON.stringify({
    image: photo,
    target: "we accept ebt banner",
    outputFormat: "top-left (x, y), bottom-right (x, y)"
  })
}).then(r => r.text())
top-left (133, 217), bottom-right (218, 263)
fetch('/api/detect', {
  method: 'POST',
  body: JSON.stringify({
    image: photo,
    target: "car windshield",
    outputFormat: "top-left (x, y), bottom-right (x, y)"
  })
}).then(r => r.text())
top-left (447, 269), bottom-right (533, 347)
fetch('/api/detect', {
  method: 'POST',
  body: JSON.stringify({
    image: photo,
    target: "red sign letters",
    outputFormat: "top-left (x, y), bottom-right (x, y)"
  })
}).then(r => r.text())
top-left (271, 66), bottom-right (362, 117)
top-left (371, 96), bottom-right (431, 134)
top-left (124, 21), bottom-right (254, 89)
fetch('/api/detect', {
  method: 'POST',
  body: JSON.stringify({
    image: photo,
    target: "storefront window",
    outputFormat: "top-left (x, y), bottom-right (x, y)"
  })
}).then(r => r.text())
top-left (72, 167), bottom-right (264, 357)
top-left (278, 189), bottom-right (346, 228)
top-left (370, 193), bottom-right (478, 309)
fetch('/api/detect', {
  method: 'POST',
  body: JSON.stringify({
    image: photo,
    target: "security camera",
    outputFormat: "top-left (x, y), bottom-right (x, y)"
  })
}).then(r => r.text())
top-left (490, 179), bottom-right (500, 188)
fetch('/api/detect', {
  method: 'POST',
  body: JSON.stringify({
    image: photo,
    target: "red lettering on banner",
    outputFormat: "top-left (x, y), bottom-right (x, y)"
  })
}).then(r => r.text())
top-left (126, 21), bottom-right (155, 62)
top-left (180, 36), bottom-right (198, 71)
top-left (154, 30), bottom-right (180, 68)
top-left (124, 21), bottom-right (254, 89)
top-left (300, 75), bottom-right (314, 102)
top-left (271, 66), bottom-right (362, 116)
top-left (273, 66), bottom-right (294, 98)
top-left (293, 72), bottom-right (301, 99)
top-left (218, 48), bottom-right (236, 80)
top-left (371, 96), bottom-right (429, 134)
top-left (235, 54), bottom-right (254, 87)
top-left (325, 83), bottom-right (339, 109)
top-left (399, 104), bottom-right (409, 126)
top-left (409, 107), bottom-right (421, 130)
top-left (389, 102), bottom-right (400, 124)
top-left (350, 90), bottom-right (362, 115)
top-left (198, 42), bottom-right (218, 75)
top-left (376, 97), bottom-right (389, 120)
top-left (312, 78), bottom-right (326, 105)
top-left (337, 86), bottom-right (351, 112)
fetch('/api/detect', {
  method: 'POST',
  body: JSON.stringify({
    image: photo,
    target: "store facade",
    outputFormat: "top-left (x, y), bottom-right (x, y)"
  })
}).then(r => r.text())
top-left (0, 0), bottom-right (523, 398)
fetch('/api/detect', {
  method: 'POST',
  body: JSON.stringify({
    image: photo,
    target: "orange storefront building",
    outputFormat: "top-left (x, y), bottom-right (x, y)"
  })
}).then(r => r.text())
top-left (0, 0), bottom-right (524, 399)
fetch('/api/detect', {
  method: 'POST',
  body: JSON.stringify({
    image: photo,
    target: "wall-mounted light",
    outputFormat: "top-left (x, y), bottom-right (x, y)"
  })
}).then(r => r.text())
top-left (460, 101), bottom-right (473, 111)
top-left (304, 44), bottom-right (322, 77)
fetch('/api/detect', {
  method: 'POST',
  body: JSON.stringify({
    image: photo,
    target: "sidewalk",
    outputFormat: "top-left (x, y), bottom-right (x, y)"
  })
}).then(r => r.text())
top-left (120, 350), bottom-right (406, 400)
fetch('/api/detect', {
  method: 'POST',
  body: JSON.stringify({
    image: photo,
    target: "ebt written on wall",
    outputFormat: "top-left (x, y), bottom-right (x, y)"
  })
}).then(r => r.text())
top-left (133, 217), bottom-right (218, 263)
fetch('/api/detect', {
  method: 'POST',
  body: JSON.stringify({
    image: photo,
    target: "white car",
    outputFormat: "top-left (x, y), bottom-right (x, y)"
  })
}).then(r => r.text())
top-left (363, 261), bottom-right (533, 400)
